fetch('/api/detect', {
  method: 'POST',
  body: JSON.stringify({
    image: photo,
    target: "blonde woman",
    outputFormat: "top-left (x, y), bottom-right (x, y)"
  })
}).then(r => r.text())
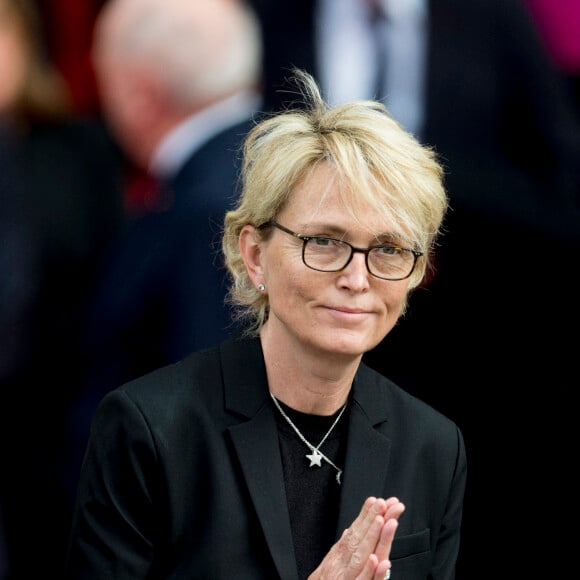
top-left (67, 69), bottom-right (465, 580)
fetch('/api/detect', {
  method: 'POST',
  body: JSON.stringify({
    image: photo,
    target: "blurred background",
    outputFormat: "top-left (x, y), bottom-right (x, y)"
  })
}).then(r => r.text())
top-left (1, 0), bottom-right (579, 577)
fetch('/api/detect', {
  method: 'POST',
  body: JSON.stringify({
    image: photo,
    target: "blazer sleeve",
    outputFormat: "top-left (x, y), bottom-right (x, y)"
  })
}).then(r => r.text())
top-left (65, 389), bottom-right (159, 579)
top-left (432, 423), bottom-right (467, 580)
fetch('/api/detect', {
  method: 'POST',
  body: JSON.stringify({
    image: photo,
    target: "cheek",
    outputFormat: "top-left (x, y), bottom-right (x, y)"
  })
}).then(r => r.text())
top-left (266, 247), bottom-right (306, 290)
top-left (266, 258), bottom-right (317, 314)
top-left (383, 283), bottom-right (410, 319)
top-left (271, 269), bottom-right (310, 307)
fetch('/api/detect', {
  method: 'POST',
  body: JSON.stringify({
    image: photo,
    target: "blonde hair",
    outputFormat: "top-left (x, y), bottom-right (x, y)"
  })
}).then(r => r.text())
top-left (223, 69), bottom-right (448, 334)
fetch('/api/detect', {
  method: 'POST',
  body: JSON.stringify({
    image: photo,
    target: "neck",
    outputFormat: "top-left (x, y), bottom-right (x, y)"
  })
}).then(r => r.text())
top-left (260, 327), bottom-right (359, 416)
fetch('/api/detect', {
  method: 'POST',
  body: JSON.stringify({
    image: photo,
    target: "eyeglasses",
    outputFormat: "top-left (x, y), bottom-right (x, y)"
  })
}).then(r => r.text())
top-left (263, 221), bottom-right (422, 281)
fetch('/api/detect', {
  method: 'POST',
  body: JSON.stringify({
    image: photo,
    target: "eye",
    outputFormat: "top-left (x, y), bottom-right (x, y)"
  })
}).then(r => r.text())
top-left (311, 236), bottom-right (336, 248)
top-left (375, 245), bottom-right (401, 256)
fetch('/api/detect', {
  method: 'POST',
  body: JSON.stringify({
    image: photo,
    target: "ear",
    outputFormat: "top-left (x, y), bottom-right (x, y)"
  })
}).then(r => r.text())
top-left (131, 68), bottom-right (165, 118)
top-left (239, 224), bottom-right (264, 287)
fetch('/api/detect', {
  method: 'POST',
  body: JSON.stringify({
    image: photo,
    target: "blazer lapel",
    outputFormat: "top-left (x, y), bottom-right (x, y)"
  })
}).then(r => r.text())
top-left (336, 367), bottom-right (392, 535)
top-left (221, 337), bottom-right (299, 580)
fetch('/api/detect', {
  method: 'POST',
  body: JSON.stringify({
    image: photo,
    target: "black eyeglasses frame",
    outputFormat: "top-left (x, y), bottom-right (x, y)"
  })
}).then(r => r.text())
top-left (261, 220), bottom-right (423, 281)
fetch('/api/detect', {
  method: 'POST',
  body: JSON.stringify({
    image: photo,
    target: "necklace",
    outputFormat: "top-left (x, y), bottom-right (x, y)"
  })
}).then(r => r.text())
top-left (269, 392), bottom-right (347, 485)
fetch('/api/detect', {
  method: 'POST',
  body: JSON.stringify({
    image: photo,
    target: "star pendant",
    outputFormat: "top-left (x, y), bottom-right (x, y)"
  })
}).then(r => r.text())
top-left (306, 449), bottom-right (323, 467)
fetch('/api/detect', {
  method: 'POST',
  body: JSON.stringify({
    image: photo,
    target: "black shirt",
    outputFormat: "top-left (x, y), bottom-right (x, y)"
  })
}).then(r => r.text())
top-left (272, 398), bottom-right (349, 579)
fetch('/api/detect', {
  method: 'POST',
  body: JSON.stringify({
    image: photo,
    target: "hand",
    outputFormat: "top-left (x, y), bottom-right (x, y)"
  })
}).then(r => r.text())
top-left (308, 496), bottom-right (405, 580)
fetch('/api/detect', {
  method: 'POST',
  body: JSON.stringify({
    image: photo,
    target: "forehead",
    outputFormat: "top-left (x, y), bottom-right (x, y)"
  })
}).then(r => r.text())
top-left (281, 162), bottom-right (392, 233)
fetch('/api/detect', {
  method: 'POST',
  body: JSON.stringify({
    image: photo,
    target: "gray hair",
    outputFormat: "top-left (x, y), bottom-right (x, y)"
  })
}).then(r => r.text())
top-left (92, 0), bottom-right (262, 105)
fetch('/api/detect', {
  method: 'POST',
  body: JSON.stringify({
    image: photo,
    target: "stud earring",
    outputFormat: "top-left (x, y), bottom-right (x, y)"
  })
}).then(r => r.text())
top-left (257, 283), bottom-right (266, 292)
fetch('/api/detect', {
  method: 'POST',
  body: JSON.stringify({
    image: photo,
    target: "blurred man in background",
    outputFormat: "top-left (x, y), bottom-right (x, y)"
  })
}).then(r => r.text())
top-left (64, 0), bottom-right (264, 545)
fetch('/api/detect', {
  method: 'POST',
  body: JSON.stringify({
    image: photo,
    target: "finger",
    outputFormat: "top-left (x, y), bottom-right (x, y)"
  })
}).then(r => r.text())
top-left (316, 498), bottom-right (395, 578)
top-left (345, 514), bottom-right (385, 571)
top-left (309, 519), bottom-right (383, 580)
top-left (383, 497), bottom-right (400, 512)
top-left (355, 553), bottom-right (391, 580)
top-left (374, 558), bottom-right (392, 580)
top-left (384, 500), bottom-right (405, 522)
top-left (372, 497), bottom-right (402, 527)
top-left (374, 518), bottom-right (399, 564)
top-left (356, 552), bottom-right (378, 580)
top-left (344, 497), bottom-right (382, 551)
top-left (347, 497), bottom-right (377, 533)
top-left (346, 498), bottom-right (403, 570)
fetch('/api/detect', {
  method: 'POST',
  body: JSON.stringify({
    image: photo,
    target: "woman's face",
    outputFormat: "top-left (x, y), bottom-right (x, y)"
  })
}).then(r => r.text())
top-left (252, 162), bottom-right (411, 359)
top-left (0, 3), bottom-right (28, 114)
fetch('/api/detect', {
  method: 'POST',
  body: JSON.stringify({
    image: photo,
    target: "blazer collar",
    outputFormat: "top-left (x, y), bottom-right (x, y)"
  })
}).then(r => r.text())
top-left (220, 335), bottom-right (392, 420)
top-left (220, 334), bottom-right (270, 416)
top-left (338, 368), bottom-right (393, 533)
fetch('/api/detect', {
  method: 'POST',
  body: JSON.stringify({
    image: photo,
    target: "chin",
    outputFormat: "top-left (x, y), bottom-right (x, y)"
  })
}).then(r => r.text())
top-left (320, 331), bottom-right (375, 358)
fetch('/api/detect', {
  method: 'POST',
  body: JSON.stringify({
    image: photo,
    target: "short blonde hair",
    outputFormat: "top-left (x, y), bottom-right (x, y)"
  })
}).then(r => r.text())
top-left (223, 69), bottom-right (448, 334)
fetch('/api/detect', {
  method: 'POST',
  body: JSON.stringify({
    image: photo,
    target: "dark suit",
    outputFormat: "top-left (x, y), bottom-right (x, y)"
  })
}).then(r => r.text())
top-left (66, 336), bottom-right (466, 580)
top-left (79, 118), bottom-right (254, 396)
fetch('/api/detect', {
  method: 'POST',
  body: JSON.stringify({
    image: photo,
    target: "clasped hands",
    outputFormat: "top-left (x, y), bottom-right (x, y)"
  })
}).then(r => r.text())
top-left (308, 496), bottom-right (405, 580)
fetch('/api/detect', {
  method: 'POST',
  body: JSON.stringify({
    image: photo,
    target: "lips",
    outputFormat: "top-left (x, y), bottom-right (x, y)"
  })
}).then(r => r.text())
top-left (324, 306), bottom-right (374, 322)
top-left (329, 306), bottom-right (371, 314)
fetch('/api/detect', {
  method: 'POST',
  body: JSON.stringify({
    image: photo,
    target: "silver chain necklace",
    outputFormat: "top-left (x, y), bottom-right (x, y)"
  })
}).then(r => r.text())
top-left (269, 392), bottom-right (347, 485)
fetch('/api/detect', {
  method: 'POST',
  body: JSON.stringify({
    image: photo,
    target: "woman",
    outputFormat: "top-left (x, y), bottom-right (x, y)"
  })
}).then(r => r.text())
top-left (65, 69), bottom-right (466, 579)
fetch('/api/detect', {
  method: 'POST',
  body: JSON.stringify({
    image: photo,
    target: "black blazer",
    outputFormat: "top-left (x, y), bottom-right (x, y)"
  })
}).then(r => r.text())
top-left (66, 336), bottom-right (467, 580)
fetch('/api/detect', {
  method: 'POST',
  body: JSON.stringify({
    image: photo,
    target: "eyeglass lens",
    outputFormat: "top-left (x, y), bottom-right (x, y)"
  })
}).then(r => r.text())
top-left (303, 237), bottom-right (415, 280)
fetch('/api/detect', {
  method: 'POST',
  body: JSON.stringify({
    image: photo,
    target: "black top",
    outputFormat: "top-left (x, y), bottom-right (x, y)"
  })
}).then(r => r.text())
top-left (273, 399), bottom-right (349, 578)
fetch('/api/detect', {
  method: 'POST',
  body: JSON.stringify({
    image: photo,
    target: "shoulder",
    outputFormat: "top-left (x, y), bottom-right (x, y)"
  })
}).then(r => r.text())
top-left (101, 335), bottom-right (263, 421)
top-left (87, 336), bottom-right (266, 454)
top-left (113, 344), bottom-right (223, 408)
top-left (355, 364), bottom-right (467, 490)
top-left (355, 362), bottom-right (463, 442)
top-left (85, 346), bottom-right (224, 450)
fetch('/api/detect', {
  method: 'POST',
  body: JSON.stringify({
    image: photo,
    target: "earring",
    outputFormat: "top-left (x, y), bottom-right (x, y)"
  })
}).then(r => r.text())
top-left (257, 283), bottom-right (266, 292)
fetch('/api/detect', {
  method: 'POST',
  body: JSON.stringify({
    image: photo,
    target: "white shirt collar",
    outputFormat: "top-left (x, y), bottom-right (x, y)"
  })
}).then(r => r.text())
top-left (316, 0), bottom-right (427, 136)
top-left (149, 90), bottom-right (262, 178)
top-left (385, 0), bottom-right (427, 21)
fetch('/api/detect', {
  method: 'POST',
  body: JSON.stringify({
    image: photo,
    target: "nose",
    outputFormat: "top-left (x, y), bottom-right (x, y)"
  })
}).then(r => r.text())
top-left (337, 251), bottom-right (370, 291)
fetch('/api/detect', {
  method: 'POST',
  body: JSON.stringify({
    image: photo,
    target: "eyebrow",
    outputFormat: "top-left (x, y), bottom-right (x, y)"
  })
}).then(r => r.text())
top-left (298, 223), bottom-right (401, 244)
